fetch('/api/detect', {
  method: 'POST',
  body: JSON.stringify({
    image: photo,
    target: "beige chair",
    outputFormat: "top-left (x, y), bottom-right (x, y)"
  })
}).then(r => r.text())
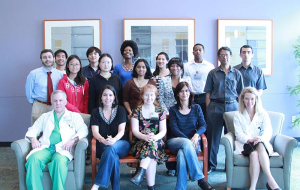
top-left (221, 111), bottom-right (298, 190)
top-left (11, 113), bottom-right (90, 190)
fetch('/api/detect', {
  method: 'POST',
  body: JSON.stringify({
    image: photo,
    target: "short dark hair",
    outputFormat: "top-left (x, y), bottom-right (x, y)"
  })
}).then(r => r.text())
top-left (132, 59), bottom-right (153, 79)
top-left (120, 40), bottom-right (139, 58)
top-left (40, 49), bottom-right (53, 59)
top-left (98, 53), bottom-right (114, 71)
top-left (66, 55), bottom-right (86, 85)
top-left (193, 43), bottom-right (205, 51)
top-left (168, 57), bottom-right (185, 76)
top-left (153, 52), bottom-right (169, 76)
top-left (240, 45), bottom-right (253, 54)
top-left (217, 46), bottom-right (232, 56)
top-left (174, 82), bottom-right (194, 109)
top-left (86, 46), bottom-right (102, 58)
top-left (54, 49), bottom-right (68, 58)
top-left (98, 85), bottom-right (118, 108)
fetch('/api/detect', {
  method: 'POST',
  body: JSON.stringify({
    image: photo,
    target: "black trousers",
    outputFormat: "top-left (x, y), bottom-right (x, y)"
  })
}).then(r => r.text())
top-left (206, 101), bottom-right (238, 170)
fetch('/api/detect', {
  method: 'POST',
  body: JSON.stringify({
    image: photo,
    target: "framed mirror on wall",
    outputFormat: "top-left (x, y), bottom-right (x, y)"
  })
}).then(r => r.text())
top-left (123, 18), bottom-right (195, 69)
top-left (218, 19), bottom-right (273, 76)
top-left (44, 19), bottom-right (101, 67)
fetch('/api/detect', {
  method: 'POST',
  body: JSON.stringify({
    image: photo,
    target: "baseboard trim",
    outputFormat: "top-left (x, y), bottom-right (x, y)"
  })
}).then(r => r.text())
top-left (0, 142), bottom-right (12, 147)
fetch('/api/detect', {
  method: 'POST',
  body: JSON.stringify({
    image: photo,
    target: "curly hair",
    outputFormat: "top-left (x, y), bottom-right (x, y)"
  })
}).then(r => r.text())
top-left (120, 40), bottom-right (139, 58)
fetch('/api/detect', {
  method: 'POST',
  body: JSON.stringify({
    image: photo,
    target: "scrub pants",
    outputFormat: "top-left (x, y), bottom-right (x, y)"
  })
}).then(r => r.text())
top-left (206, 101), bottom-right (238, 170)
top-left (25, 146), bottom-right (69, 190)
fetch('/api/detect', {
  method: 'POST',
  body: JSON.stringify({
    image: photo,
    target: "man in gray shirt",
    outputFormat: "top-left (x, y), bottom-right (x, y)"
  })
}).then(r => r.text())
top-left (234, 45), bottom-right (267, 95)
top-left (204, 47), bottom-right (244, 174)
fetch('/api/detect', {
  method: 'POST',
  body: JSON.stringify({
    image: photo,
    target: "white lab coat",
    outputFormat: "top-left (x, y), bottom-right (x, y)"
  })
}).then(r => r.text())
top-left (25, 109), bottom-right (88, 161)
top-left (233, 110), bottom-right (275, 155)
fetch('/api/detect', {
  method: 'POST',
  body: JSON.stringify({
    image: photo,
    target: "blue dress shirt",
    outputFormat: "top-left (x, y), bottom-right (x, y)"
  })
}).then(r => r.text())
top-left (25, 67), bottom-right (63, 103)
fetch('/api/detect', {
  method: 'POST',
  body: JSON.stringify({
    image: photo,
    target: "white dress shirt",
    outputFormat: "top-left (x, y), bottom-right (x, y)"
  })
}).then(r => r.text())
top-left (184, 59), bottom-right (214, 94)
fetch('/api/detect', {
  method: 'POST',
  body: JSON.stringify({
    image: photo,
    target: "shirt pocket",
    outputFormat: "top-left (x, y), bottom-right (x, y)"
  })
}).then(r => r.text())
top-left (226, 78), bottom-right (237, 90)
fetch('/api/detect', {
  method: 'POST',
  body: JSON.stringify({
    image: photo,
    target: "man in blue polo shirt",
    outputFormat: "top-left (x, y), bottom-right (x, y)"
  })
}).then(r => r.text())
top-left (204, 46), bottom-right (244, 174)
top-left (25, 49), bottom-right (63, 122)
top-left (234, 45), bottom-right (267, 95)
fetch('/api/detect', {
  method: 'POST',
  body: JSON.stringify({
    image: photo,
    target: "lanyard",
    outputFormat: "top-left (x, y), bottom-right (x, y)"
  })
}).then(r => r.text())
top-left (88, 67), bottom-right (100, 77)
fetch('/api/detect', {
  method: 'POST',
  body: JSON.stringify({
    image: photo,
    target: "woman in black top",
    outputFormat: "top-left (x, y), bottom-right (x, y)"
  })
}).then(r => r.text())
top-left (90, 85), bottom-right (130, 190)
top-left (88, 53), bottom-right (123, 113)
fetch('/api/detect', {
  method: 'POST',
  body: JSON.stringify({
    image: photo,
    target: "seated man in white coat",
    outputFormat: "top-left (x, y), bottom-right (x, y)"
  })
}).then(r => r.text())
top-left (24, 90), bottom-right (88, 190)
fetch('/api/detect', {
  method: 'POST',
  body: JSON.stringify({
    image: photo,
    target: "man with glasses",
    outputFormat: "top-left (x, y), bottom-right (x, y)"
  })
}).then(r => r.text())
top-left (204, 46), bottom-right (244, 174)
top-left (234, 45), bottom-right (267, 95)
top-left (82, 46), bottom-right (102, 83)
top-left (25, 49), bottom-right (63, 122)
top-left (184, 43), bottom-right (214, 121)
top-left (54, 49), bottom-right (68, 74)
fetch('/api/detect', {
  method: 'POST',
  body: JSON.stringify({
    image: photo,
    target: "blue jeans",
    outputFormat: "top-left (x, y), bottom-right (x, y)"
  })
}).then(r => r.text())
top-left (94, 140), bottom-right (130, 190)
top-left (167, 137), bottom-right (205, 190)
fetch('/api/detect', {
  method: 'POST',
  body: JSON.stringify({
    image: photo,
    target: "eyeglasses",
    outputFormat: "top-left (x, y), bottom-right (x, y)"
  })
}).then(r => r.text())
top-left (219, 54), bottom-right (231, 58)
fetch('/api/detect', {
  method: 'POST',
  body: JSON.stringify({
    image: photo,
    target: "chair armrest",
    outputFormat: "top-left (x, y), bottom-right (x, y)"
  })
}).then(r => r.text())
top-left (11, 139), bottom-right (31, 190)
top-left (73, 137), bottom-right (88, 189)
top-left (220, 132), bottom-right (235, 187)
top-left (91, 138), bottom-right (97, 184)
top-left (201, 133), bottom-right (208, 181)
top-left (273, 134), bottom-right (298, 165)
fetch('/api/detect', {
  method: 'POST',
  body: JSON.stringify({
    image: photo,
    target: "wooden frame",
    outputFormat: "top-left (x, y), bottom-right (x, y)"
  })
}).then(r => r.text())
top-left (44, 19), bottom-right (101, 66)
top-left (123, 18), bottom-right (195, 68)
top-left (218, 19), bottom-right (273, 75)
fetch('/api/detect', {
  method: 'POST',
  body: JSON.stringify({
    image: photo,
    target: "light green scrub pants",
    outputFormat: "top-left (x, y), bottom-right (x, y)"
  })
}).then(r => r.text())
top-left (25, 146), bottom-right (69, 190)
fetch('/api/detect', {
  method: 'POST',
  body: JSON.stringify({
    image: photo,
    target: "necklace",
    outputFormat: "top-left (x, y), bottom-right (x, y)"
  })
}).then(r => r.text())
top-left (123, 63), bottom-right (133, 71)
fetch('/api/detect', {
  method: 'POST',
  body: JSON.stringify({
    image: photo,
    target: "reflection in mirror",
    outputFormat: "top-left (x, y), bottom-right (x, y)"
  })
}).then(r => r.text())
top-left (131, 26), bottom-right (189, 69)
top-left (51, 26), bottom-right (94, 66)
top-left (224, 26), bottom-right (266, 68)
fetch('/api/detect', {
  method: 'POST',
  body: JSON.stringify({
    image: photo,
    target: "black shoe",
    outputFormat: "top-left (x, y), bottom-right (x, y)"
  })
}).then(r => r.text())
top-left (147, 185), bottom-right (155, 190)
top-left (207, 168), bottom-right (215, 175)
top-left (130, 167), bottom-right (146, 186)
top-left (198, 180), bottom-right (215, 190)
top-left (266, 182), bottom-right (282, 190)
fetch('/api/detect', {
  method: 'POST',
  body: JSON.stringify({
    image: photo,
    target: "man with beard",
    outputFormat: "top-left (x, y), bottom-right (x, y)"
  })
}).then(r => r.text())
top-left (25, 49), bottom-right (63, 120)
top-left (54, 49), bottom-right (68, 74)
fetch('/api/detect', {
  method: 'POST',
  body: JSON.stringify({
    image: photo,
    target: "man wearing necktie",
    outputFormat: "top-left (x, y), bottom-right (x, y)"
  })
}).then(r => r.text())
top-left (25, 49), bottom-right (63, 123)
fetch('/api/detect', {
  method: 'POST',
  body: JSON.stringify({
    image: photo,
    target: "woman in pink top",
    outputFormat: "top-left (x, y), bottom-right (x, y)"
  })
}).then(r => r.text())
top-left (58, 55), bottom-right (89, 113)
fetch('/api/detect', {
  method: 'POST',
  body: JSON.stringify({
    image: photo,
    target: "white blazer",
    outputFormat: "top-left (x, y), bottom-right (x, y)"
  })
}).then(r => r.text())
top-left (233, 110), bottom-right (275, 155)
top-left (25, 109), bottom-right (88, 161)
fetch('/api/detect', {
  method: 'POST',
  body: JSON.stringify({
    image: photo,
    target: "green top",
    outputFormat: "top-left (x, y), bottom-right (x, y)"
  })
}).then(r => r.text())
top-left (49, 111), bottom-right (64, 145)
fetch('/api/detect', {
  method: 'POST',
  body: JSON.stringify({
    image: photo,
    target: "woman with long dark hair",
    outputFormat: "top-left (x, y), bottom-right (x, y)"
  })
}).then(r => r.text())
top-left (168, 82), bottom-right (214, 190)
top-left (58, 55), bottom-right (89, 113)
top-left (91, 85), bottom-right (130, 190)
top-left (123, 59), bottom-right (156, 118)
top-left (152, 52), bottom-right (170, 92)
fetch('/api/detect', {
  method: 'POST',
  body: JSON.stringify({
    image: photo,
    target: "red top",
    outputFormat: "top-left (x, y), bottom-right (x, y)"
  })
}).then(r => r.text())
top-left (58, 75), bottom-right (89, 113)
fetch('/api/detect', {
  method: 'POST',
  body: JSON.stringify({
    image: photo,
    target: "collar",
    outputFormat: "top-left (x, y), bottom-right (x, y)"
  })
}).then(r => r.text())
top-left (42, 66), bottom-right (55, 73)
top-left (238, 63), bottom-right (253, 70)
top-left (217, 65), bottom-right (233, 73)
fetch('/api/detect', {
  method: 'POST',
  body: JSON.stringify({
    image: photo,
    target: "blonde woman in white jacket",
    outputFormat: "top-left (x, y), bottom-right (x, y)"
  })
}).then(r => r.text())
top-left (233, 87), bottom-right (280, 190)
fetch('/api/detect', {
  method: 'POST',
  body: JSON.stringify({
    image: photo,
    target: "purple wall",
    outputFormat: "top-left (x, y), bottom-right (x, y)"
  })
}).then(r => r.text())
top-left (1, 0), bottom-right (300, 141)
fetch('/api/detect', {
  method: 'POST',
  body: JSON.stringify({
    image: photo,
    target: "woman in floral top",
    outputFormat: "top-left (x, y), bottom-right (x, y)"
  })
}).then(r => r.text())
top-left (130, 84), bottom-right (168, 190)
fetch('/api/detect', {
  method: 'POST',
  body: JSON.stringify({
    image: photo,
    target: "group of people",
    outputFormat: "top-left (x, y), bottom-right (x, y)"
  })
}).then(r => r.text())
top-left (23, 39), bottom-right (281, 190)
